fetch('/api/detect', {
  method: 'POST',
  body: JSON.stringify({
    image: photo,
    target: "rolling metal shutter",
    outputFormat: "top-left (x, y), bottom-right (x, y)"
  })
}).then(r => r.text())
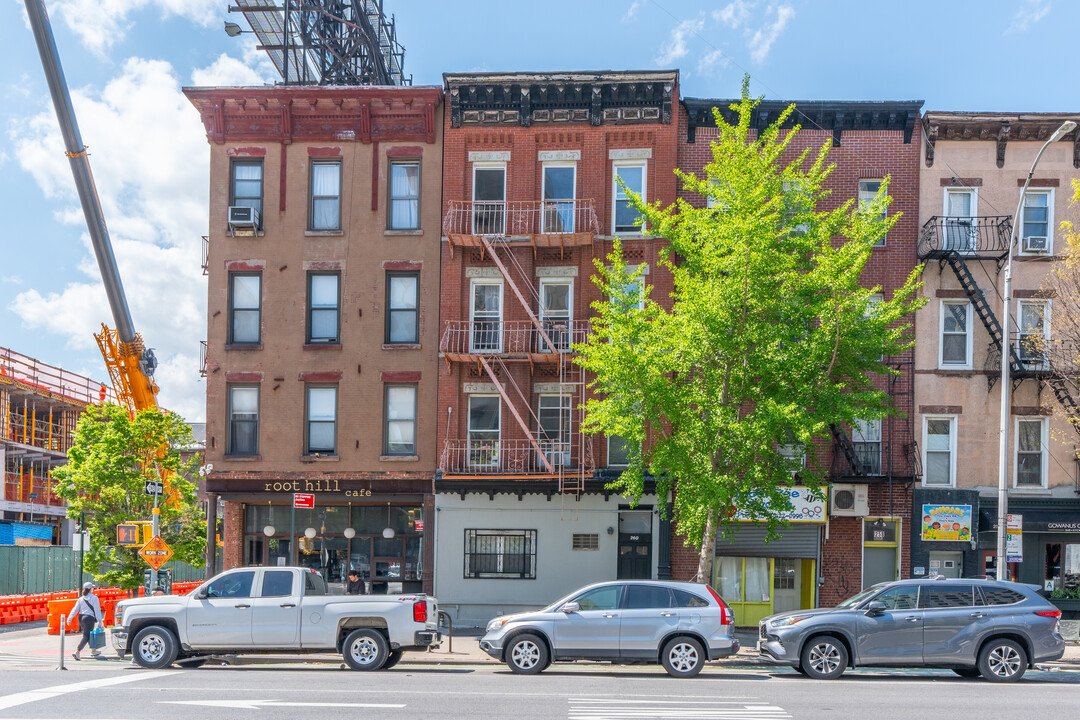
top-left (714, 523), bottom-right (821, 558)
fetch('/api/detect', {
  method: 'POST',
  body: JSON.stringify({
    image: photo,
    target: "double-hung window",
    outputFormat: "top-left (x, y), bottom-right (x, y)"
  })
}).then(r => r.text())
top-left (542, 163), bottom-right (576, 233)
top-left (607, 435), bottom-right (630, 467)
top-left (464, 529), bottom-right (537, 579)
top-left (1020, 190), bottom-right (1052, 254)
top-left (386, 272), bottom-right (419, 344)
top-left (537, 394), bottom-right (571, 467)
top-left (384, 384), bottom-right (417, 456)
top-left (469, 280), bottom-right (502, 353)
top-left (939, 301), bottom-right (971, 368)
top-left (309, 160), bottom-right (341, 231)
top-left (472, 164), bottom-right (506, 235)
top-left (1015, 418), bottom-right (1048, 488)
top-left (923, 416), bottom-right (956, 487)
top-left (305, 385), bottom-right (337, 455)
top-left (228, 272), bottom-right (261, 344)
top-left (858, 179), bottom-right (887, 246)
top-left (228, 386), bottom-right (259, 455)
top-left (538, 278), bottom-right (572, 352)
top-left (943, 188), bottom-right (977, 253)
top-left (307, 272), bottom-right (340, 344)
top-left (852, 419), bottom-right (882, 475)
top-left (613, 162), bottom-right (646, 234)
top-left (389, 160), bottom-right (421, 230)
top-left (230, 159), bottom-right (263, 228)
top-left (1018, 300), bottom-right (1048, 367)
top-left (467, 395), bottom-right (500, 469)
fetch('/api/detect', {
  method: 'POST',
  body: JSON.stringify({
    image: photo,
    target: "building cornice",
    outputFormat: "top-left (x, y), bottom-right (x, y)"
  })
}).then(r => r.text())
top-left (443, 70), bottom-right (678, 128)
top-left (182, 85), bottom-right (443, 145)
top-left (921, 111), bottom-right (1080, 169)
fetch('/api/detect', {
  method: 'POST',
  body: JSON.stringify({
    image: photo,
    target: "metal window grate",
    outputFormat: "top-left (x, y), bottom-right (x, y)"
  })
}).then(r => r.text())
top-left (464, 529), bottom-right (537, 579)
top-left (572, 534), bottom-right (599, 551)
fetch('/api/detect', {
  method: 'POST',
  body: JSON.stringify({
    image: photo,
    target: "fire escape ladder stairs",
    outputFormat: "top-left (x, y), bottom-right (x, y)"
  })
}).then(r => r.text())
top-left (943, 253), bottom-right (1024, 374)
top-left (475, 355), bottom-right (555, 474)
top-left (829, 423), bottom-right (864, 477)
top-left (478, 236), bottom-right (559, 354)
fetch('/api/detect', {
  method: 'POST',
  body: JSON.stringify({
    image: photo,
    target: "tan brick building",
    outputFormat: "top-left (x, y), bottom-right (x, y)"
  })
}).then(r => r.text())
top-left (184, 85), bottom-right (443, 593)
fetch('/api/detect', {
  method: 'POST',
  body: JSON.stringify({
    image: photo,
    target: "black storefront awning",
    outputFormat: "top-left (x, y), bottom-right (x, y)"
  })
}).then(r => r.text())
top-left (978, 506), bottom-right (1080, 534)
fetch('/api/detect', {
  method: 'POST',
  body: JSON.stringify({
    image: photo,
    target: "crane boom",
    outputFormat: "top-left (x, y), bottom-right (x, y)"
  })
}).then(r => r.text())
top-left (23, 0), bottom-right (158, 413)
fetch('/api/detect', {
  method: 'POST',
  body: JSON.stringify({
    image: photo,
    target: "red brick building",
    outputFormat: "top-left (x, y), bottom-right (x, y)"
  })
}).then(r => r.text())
top-left (432, 71), bottom-right (680, 625)
top-left (674, 99), bottom-right (924, 620)
top-left (184, 84), bottom-right (443, 593)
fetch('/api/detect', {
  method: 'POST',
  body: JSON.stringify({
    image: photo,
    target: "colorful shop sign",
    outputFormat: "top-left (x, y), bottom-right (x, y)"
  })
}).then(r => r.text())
top-left (921, 504), bottom-right (972, 541)
top-left (734, 486), bottom-right (827, 524)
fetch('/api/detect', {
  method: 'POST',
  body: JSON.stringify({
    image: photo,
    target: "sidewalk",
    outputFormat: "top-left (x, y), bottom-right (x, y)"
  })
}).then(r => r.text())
top-left (2, 625), bottom-right (1077, 669)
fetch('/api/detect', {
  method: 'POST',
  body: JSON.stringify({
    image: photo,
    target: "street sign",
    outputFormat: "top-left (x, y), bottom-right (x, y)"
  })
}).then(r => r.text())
top-left (293, 493), bottom-right (315, 509)
top-left (1006, 514), bottom-right (1023, 563)
top-left (414, 520), bottom-right (424, 532)
top-left (139, 535), bottom-right (174, 570)
top-left (144, 480), bottom-right (165, 496)
top-left (117, 523), bottom-right (141, 546)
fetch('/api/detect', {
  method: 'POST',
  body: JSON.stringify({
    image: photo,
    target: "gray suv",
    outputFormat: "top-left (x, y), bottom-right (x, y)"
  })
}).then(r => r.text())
top-left (479, 580), bottom-right (739, 677)
top-left (758, 578), bottom-right (1065, 682)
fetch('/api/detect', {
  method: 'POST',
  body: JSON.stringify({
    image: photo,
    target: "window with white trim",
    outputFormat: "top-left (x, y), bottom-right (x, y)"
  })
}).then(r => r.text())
top-left (537, 394), bottom-right (571, 468)
top-left (943, 188), bottom-right (978, 253)
top-left (1015, 417), bottom-right (1048, 488)
top-left (613, 161), bottom-right (646, 233)
top-left (305, 385), bottom-right (337, 455)
top-left (608, 435), bottom-right (630, 467)
top-left (923, 416), bottom-right (956, 487)
top-left (940, 301), bottom-right (972, 369)
top-left (467, 395), bottom-right (500, 469)
top-left (469, 280), bottom-right (502, 353)
top-left (464, 529), bottom-right (536, 579)
top-left (853, 419), bottom-right (882, 475)
top-left (228, 385), bottom-right (259, 456)
top-left (472, 163), bottom-right (505, 234)
top-left (542, 162), bottom-right (576, 233)
top-left (1019, 189), bottom-right (1053, 255)
top-left (858, 179), bottom-right (886, 246)
top-left (1018, 300), bottom-right (1048, 368)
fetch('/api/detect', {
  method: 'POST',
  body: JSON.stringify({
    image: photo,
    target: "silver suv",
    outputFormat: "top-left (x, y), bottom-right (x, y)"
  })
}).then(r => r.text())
top-left (758, 578), bottom-right (1065, 682)
top-left (480, 580), bottom-right (739, 677)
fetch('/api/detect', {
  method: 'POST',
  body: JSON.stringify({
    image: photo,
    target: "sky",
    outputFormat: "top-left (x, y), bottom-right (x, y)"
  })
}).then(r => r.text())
top-left (0, 0), bottom-right (1076, 423)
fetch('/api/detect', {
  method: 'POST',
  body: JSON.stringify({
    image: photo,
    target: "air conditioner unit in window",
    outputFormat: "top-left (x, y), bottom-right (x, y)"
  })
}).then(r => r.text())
top-left (228, 206), bottom-right (260, 228)
top-left (830, 484), bottom-right (869, 517)
top-left (1022, 235), bottom-right (1048, 253)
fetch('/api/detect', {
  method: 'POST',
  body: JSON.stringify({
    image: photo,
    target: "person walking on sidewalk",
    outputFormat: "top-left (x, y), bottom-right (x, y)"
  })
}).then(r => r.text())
top-left (66, 582), bottom-right (103, 660)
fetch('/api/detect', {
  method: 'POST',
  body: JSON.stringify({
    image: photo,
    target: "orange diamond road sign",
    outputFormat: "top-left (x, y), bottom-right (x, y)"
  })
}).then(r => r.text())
top-left (139, 535), bottom-right (173, 570)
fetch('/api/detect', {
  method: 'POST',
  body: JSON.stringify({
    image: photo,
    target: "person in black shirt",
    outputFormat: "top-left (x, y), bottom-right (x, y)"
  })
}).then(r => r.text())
top-left (346, 570), bottom-right (366, 595)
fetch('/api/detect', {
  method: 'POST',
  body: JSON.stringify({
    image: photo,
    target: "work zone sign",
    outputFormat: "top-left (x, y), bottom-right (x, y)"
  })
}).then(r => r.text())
top-left (139, 535), bottom-right (174, 570)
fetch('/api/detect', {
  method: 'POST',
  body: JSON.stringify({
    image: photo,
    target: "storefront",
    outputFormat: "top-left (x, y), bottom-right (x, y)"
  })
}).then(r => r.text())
top-left (714, 487), bottom-right (826, 625)
top-left (909, 488), bottom-right (981, 580)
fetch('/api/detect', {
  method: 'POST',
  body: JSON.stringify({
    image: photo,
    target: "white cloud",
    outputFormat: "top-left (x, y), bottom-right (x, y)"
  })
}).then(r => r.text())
top-left (622, 2), bottom-right (641, 22)
top-left (715, 0), bottom-right (754, 29)
top-left (51, 0), bottom-right (220, 56)
top-left (1, 275), bottom-right (22, 285)
top-left (1007, 0), bottom-right (1051, 33)
top-left (747, 3), bottom-right (794, 63)
top-left (191, 53), bottom-right (271, 87)
top-left (8, 56), bottom-right (218, 420)
top-left (698, 48), bottom-right (729, 77)
top-left (656, 16), bottom-right (705, 66)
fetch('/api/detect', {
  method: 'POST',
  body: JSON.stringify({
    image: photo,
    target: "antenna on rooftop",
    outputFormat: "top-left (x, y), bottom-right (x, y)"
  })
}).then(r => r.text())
top-left (229, 0), bottom-right (411, 86)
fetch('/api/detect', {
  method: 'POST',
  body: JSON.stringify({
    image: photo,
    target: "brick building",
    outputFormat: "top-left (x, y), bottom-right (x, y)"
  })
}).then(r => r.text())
top-left (433, 71), bottom-right (680, 624)
top-left (184, 84), bottom-right (443, 593)
top-left (674, 99), bottom-right (924, 620)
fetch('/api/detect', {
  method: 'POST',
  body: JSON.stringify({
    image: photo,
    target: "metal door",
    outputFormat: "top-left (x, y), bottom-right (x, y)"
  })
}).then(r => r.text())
top-left (856, 585), bottom-right (923, 664)
top-left (250, 569), bottom-right (300, 646)
top-left (550, 584), bottom-right (623, 658)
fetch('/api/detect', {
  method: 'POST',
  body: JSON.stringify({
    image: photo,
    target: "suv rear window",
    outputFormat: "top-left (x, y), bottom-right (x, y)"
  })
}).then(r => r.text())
top-left (920, 585), bottom-right (974, 609)
top-left (979, 586), bottom-right (1025, 605)
top-left (671, 589), bottom-right (709, 608)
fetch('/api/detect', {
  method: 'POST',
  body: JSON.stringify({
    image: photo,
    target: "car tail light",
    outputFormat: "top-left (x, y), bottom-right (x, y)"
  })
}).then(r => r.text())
top-left (705, 585), bottom-right (734, 625)
top-left (413, 599), bottom-right (428, 623)
top-left (1034, 609), bottom-right (1062, 618)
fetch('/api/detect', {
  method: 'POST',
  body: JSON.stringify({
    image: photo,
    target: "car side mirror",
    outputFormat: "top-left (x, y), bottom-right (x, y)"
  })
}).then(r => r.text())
top-left (196, 590), bottom-right (208, 600)
top-left (560, 601), bottom-right (581, 614)
top-left (865, 601), bottom-right (887, 616)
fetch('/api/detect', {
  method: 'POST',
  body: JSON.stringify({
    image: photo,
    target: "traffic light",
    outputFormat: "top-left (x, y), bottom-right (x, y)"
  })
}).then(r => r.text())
top-left (117, 523), bottom-right (140, 546)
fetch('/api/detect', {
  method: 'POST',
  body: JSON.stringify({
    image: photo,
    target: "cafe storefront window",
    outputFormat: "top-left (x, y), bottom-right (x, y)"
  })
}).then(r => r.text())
top-left (243, 503), bottom-right (424, 593)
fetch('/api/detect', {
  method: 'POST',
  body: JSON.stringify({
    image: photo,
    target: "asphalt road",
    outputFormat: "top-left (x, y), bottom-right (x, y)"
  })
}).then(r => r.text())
top-left (0, 661), bottom-right (1077, 720)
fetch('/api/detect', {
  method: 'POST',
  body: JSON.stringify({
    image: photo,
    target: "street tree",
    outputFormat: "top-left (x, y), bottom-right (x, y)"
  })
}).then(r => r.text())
top-left (576, 80), bottom-right (926, 582)
top-left (53, 404), bottom-right (205, 590)
top-left (1038, 178), bottom-right (1080, 436)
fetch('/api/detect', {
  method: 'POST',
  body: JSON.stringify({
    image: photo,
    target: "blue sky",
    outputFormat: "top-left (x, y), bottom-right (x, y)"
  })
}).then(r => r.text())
top-left (0, 0), bottom-right (1074, 421)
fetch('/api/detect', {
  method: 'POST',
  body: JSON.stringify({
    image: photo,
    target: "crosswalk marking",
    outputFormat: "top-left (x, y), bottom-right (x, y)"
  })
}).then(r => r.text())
top-left (568, 698), bottom-right (791, 720)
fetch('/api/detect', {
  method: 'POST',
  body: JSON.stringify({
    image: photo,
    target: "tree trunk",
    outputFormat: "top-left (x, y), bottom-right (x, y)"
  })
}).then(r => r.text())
top-left (695, 509), bottom-right (717, 583)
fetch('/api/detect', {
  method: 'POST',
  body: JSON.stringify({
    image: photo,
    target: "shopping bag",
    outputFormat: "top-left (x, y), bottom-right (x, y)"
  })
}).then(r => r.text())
top-left (89, 627), bottom-right (105, 650)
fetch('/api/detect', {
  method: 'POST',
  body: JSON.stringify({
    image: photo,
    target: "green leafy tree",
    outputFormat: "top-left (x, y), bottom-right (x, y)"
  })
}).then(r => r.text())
top-left (53, 404), bottom-right (205, 590)
top-left (576, 80), bottom-right (926, 582)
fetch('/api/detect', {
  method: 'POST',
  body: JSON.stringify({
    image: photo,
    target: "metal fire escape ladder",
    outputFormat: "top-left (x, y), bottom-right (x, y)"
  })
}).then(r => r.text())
top-left (1046, 374), bottom-right (1080, 438)
top-left (829, 423), bottom-right (864, 476)
top-left (475, 355), bottom-right (555, 475)
top-left (478, 236), bottom-right (559, 355)
top-left (942, 252), bottom-right (1025, 375)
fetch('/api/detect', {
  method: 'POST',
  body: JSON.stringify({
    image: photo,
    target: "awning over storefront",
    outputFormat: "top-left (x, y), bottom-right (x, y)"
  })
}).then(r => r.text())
top-left (979, 505), bottom-right (1080, 534)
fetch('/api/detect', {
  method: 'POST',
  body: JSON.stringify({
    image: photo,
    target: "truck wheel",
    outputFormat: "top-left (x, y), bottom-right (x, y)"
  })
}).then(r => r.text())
top-left (506, 633), bottom-right (548, 674)
top-left (382, 649), bottom-right (403, 670)
top-left (661, 636), bottom-right (706, 678)
top-left (799, 635), bottom-right (847, 680)
top-left (978, 639), bottom-right (1027, 683)
top-left (132, 626), bottom-right (178, 670)
top-left (343, 629), bottom-right (389, 671)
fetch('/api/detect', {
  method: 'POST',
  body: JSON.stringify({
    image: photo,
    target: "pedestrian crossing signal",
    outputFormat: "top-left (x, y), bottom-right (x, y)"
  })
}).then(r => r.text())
top-left (117, 523), bottom-right (140, 546)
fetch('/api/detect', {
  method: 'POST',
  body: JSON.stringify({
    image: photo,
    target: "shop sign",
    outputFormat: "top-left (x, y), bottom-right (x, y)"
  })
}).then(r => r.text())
top-left (733, 486), bottom-right (827, 524)
top-left (1006, 514), bottom-right (1023, 562)
top-left (920, 504), bottom-right (972, 542)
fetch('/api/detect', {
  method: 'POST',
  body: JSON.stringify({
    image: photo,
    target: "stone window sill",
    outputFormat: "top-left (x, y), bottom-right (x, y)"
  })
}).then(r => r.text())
top-left (304, 343), bottom-right (342, 350)
top-left (223, 454), bottom-right (261, 461)
top-left (382, 343), bottom-right (421, 351)
top-left (300, 454), bottom-right (340, 463)
top-left (384, 229), bottom-right (423, 236)
top-left (304, 230), bottom-right (343, 237)
top-left (224, 343), bottom-right (263, 351)
top-left (380, 455), bottom-right (419, 462)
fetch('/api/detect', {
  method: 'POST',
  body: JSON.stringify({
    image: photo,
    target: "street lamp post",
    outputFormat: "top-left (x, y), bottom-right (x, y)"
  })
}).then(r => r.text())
top-left (995, 120), bottom-right (1077, 580)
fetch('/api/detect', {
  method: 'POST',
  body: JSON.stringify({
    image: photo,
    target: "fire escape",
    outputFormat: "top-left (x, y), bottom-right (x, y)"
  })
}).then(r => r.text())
top-left (439, 200), bottom-right (600, 496)
top-left (917, 214), bottom-right (1080, 431)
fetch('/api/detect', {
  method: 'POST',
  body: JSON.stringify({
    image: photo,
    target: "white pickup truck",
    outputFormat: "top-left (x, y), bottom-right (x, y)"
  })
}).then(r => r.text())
top-left (112, 566), bottom-right (439, 670)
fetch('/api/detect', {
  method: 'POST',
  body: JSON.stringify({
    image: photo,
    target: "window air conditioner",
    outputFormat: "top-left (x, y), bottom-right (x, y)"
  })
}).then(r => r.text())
top-left (830, 483), bottom-right (869, 517)
top-left (1022, 235), bottom-right (1048, 253)
top-left (228, 206), bottom-right (260, 228)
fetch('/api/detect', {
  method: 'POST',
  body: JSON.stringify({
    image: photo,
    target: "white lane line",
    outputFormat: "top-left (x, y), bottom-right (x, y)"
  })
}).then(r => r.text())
top-left (160, 699), bottom-right (405, 710)
top-left (568, 698), bottom-right (791, 720)
top-left (0, 672), bottom-right (168, 711)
